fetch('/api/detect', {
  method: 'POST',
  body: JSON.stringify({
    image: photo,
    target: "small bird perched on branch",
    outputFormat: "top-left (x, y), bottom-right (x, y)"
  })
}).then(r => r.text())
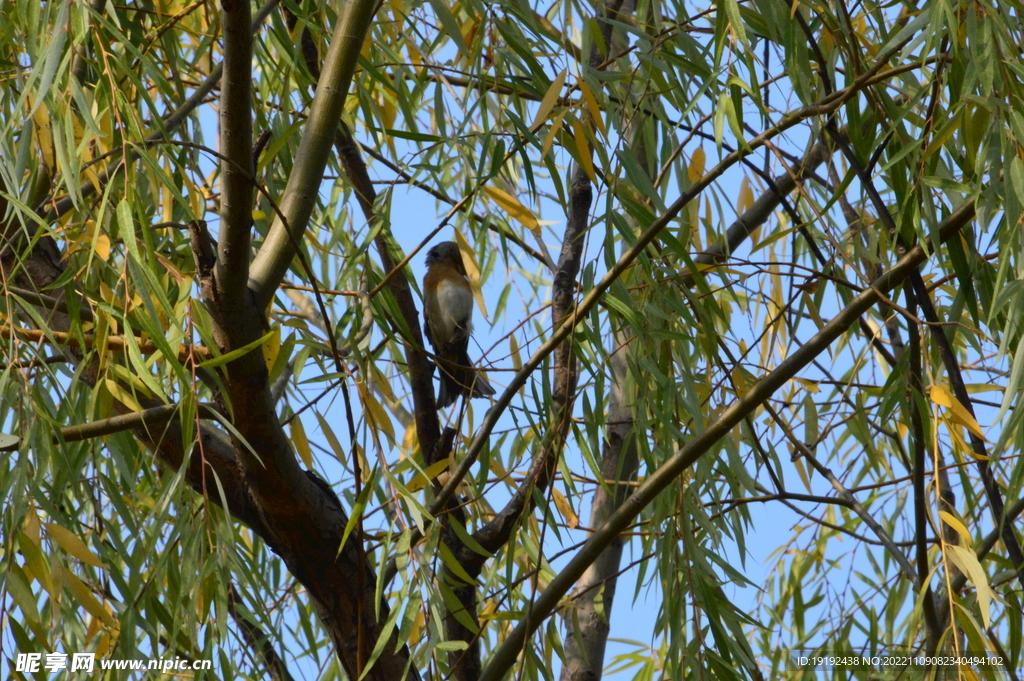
top-left (423, 241), bottom-right (495, 408)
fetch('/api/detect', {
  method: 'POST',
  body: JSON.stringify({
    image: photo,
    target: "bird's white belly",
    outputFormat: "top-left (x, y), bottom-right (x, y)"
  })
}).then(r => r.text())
top-left (433, 279), bottom-right (474, 340)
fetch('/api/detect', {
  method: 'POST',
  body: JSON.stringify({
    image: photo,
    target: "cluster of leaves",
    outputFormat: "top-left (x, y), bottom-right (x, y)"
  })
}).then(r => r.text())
top-left (1, 0), bottom-right (1023, 678)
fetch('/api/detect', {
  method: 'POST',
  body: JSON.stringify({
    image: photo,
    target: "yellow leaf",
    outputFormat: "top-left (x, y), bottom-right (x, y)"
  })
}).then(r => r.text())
top-left (802, 292), bottom-right (825, 330)
top-left (23, 509), bottom-right (42, 546)
top-left (181, 173), bottom-right (205, 221)
top-left (291, 417), bottom-right (313, 468)
top-left (958, 667), bottom-right (981, 681)
top-left (579, 79), bottom-right (606, 139)
top-left (938, 511), bottom-right (973, 547)
top-left (19, 529), bottom-right (55, 598)
top-left (401, 422), bottom-right (418, 457)
top-left (363, 388), bottom-right (396, 446)
top-left (32, 101), bottom-right (55, 169)
top-left (372, 364), bottom-right (397, 404)
top-left (409, 608), bottom-right (425, 645)
top-left (794, 378), bottom-right (820, 393)
top-left (454, 228), bottom-right (488, 319)
top-left (688, 148), bottom-right (706, 183)
top-left (46, 523), bottom-right (107, 569)
top-left (86, 606), bottom-right (102, 641)
top-left (263, 324), bottom-right (281, 373)
top-left (128, 293), bottom-right (143, 315)
top-left (928, 385), bottom-right (985, 441)
top-left (406, 459), bottom-right (449, 493)
top-left (98, 280), bottom-right (116, 305)
top-left (541, 110), bottom-right (567, 160)
top-left (572, 118), bottom-right (597, 184)
top-left (252, 210), bottom-right (267, 220)
top-left (483, 186), bottom-right (540, 235)
top-left (509, 334), bottom-right (522, 371)
top-left (382, 94), bottom-right (397, 130)
top-left (945, 545), bottom-right (992, 628)
top-left (94, 233), bottom-right (111, 261)
top-left (551, 487), bottom-right (579, 529)
top-left (738, 177), bottom-right (758, 244)
top-left (96, 631), bottom-right (112, 657)
top-left (737, 176), bottom-right (754, 214)
top-left (732, 366), bottom-right (749, 397)
top-left (60, 567), bottom-right (118, 629)
top-left (488, 454), bottom-right (508, 479)
top-left (532, 67), bottom-right (567, 128)
top-left (103, 378), bottom-right (144, 413)
top-left (84, 163), bottom-right (103, 195)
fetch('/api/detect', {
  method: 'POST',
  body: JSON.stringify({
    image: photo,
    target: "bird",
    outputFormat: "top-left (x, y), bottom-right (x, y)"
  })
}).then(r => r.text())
top-left (422, 241), bottom-right (496, 408)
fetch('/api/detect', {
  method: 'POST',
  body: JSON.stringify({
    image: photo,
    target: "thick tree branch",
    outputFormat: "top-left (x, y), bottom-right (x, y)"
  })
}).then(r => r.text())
top-left (560, 327), bottom-right (636, 681)
top-left (1, 237), bottom-right (267, 540)
top-left (216, 0), bottom-right (255, 318)
top-left (13, 33), bottom-right (418, 681)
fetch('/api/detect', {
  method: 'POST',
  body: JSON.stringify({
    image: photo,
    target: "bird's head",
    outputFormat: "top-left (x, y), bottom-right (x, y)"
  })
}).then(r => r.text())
top-left (425, 241), bottom-right (466, 275)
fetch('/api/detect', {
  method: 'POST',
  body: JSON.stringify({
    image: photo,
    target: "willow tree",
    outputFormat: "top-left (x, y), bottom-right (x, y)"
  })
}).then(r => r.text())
top-left (2, 0), bottom-right (1022, 678)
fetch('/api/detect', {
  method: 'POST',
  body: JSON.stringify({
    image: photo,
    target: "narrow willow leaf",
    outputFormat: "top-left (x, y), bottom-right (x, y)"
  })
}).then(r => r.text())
top-left (315, 411), bottom-right (347, 466)
top-left (483, 186), bottom-right (540, 235)
top-left (455, 228), bottom-right (488, 319)
top-left (946, 545), bottom-right (993, 628)
top-left (688, 147), bottom-right (706, 183)
top-left (197, 329), bottom-right (275, 369)
top-left (541, 110), bottom-right (567, 160)
top-left (425, 0), bottom-right (469, 55)
top-left (46, 523), bottom-right (107, 569)
top-left (291, 417), bottom-right (313, 468)
top-left (363, 387), bottom-right (396, 446)
top-left (551, 487), bottom-right (579, 529)
top-left (571, 117), bottom-right (597, 183)
top-left (532, 67), bottom-right (567, 128)
top-left (579, 79), bottom-right (607, 139)
top-left (928, 384), bottom-right (985, 440)
top-left (938, 511), bottom-right (974, 547)
top-left (405, 459), bottom-right (448, 493)
top-left (60, 567), bottom-right (117, 628)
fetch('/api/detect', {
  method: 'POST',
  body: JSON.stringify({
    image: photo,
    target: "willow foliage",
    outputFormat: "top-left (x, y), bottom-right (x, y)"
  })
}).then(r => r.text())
top-left (1, 0), bottom-right (1022, 679)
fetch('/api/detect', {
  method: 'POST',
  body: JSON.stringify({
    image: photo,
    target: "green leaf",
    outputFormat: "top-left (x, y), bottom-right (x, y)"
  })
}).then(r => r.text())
top-left (425, 0), bottom-right (469, 54)
top-left (197, 329), bottom-right (275, 370)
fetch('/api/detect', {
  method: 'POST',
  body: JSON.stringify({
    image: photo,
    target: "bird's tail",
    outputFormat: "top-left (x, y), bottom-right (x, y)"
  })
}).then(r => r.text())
top-left (436, 349), bottom-right (495, 408)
